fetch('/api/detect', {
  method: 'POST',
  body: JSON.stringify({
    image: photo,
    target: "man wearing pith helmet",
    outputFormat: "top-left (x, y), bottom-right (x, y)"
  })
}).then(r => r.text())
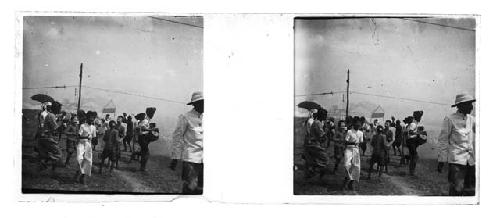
top-left (437, 93), bottom-right (476, 196)
top-left (170, 91), bottom-right (204, 194)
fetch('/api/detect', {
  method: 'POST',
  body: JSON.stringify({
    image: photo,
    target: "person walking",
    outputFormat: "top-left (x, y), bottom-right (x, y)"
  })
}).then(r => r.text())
top-left (124, 115), bottom-right (134, 152)
top-left (116, 116), bottom-right (126, 152)
top-left (407, 111), bottom-right (426, 176)
top-left (368, 125), bottom-right (388, 179)
top-left (302, 108), bottom-right (329, 179)
top-left (90, 115), bottom-right (99, 151)
top-left (136, 113), bottom-right (151, 171)
top-left (393, 120), bottom-right (403, 156)
top-left (343, 120), bottom-right (364, 191)
top-left (64, 116), bottom-right (79, 167)
top-left (170, 91), bottom-right (204, 194)
top-left (359, 117), bottom-right (368, 156)
top-left (384, 120), bottom-right (395, 166)
top-left (438, 93), bottom-right (476, 196)
top-left (75, 111), bottom-right (95, 185)
top-left (332, 120), bottom-right (347, 174)
top-left (36, 102), bottom-right (62, 171)
top-left (99, 120), bottom-right (120, 173)
top-left (103, 114), bottom-right (111, 130)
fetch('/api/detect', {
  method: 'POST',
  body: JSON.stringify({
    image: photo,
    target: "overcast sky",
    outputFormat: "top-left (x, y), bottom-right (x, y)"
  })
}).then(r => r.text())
top-left (23, 16), bottom-right (203, 124)
top-left (295, 17), bottom-right (476, 127)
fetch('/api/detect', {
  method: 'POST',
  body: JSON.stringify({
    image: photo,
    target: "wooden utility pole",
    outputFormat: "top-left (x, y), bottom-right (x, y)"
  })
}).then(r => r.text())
top-left (77, 63), bottom-right (83, 112)
top-left (346, 69), bottom-right (350, 120)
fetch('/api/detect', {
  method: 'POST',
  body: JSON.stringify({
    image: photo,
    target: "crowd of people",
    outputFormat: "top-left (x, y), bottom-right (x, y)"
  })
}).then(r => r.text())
top-left (301, 93), bottom-right (476, 196)
top-left (33, 91), bottom-right (204, 194)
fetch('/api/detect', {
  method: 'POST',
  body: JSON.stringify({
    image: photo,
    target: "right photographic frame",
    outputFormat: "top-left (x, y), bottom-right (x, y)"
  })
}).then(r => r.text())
top-left (294, 16), bottom-right (477, 197)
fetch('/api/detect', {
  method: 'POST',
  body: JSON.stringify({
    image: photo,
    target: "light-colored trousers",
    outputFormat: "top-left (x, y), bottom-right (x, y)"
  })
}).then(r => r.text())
top-left (344, 146), bottom-right (361, 181)
top-left (76, 139), bottom-right (93, 176)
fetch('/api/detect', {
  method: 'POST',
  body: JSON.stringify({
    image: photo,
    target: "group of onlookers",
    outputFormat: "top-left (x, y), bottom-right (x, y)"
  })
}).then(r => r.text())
top-left (301, 93), bottom-right (476, 196)
top-left (34, 91), bottom-right (204, 194)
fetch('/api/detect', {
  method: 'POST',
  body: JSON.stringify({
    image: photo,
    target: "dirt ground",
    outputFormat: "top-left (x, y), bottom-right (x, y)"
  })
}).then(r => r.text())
top-left (22, 111), bottom-right (185, 194)
top-left (294, 117), bottom-right (450, 196)
top-left (22, 141), bottom-right (184, 194)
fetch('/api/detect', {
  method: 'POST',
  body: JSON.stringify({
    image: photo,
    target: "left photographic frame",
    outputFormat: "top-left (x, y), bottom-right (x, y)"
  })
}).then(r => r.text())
top-left (21, 15), bottom-right (204, 195)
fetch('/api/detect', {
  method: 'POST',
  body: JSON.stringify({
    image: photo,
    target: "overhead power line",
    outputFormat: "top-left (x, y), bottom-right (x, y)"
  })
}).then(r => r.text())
top-left (295, 90), bottom-right (449, 106)
top-left (295, 90), bottom-right (345, 97)
top-left (24, 84), bottom-right (187, 105)
top-left (23, 85), bottom-right (79, 90)
top-left (350, 90), bottom-right (449, 106)
top-left (398, 18), bottom-right (475, 32)
top-left (149, 16), bottom-right (203, 29)
top-left (82, 85), bottom-right (186, 105)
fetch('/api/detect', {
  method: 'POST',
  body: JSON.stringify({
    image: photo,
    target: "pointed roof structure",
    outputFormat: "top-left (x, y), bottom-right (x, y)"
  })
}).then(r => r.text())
top-left (102, 99), bottom-right (116, 115)
top-left (371, 105), bottom-right (385, 119)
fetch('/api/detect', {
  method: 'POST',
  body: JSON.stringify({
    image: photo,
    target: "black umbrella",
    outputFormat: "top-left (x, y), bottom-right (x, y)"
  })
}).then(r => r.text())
top-left (297, 101), bottom-right (322, 110)
top-left (31, 94), bottom-right (54, 103)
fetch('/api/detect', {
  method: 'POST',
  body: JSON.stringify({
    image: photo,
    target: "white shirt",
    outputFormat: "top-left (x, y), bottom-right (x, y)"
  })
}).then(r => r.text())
top-left (79, 123), bottom-right (93, 141)
top-left (345, 129), bottom-right (364, 147)
top-left (90, 124), bottom-right (97, 139)
top-left (438, 112), bottom-right (475, 166)
top-left (172, 109), bottom-right (203, 163)
top-left (121, 122), bottom-right (128, 135)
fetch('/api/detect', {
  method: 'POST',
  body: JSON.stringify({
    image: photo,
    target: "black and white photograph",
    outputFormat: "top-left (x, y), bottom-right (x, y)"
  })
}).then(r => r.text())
top-left (294, 17), bottom-right (477, 196)
top-left (21, 15), bottom-right (204, 194)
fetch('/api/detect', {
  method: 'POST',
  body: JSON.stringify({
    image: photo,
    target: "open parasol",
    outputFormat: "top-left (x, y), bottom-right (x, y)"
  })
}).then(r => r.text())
top-left (297, 101), bottom-right (322, 110)
top-left (31, 94), bottom-right (54, 103)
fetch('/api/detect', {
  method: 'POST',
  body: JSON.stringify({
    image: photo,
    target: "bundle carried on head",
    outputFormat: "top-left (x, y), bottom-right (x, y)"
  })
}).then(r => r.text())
top-left (413, 110), bottom-right (423, 119)
top-left (135, 113), bottom-right (146, 121)
top-left (403, 116), bottom-right (414, 124)
top-left (146, 107), bottom-right (156, 119)
top-left (313, 108), bottom-right (328, 120)
top-left (77, 109), bottom-right (87, 122)
top-left (86, 111), bottom-right (98, 120)
top-left (51, 101), bottom-right (62, 114)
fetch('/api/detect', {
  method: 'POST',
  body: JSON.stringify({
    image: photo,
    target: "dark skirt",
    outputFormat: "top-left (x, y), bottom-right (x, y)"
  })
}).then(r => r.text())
top-left (303, 144), bottom-right (328, 168)
top-left (37, 137), bottom-right (62, 161)
top-left (101, 146), bottom-right (120, 161)
top-left (371, 148), bottom-right (388, 166)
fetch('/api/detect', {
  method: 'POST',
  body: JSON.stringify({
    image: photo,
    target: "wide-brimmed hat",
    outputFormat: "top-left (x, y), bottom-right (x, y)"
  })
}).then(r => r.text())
top-left (452, 93), bottom-right (476, 107)
top-left (187, 91), bottom-right (204, 105)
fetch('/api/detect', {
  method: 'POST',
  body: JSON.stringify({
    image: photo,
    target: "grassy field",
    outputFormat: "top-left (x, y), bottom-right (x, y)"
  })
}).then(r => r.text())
top-left (22, 109), bottom-right (184, 194)
top-left (294, 117), bottom-right (450, 195)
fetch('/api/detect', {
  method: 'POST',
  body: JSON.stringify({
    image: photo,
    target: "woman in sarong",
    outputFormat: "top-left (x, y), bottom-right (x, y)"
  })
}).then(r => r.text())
top-left (64, 116), bottom-right (79, 167)
top-left (36, 102), bottom-right (62, 171)
top-left (332, 120), bottom-right (347, 174)
top-left (303, 108), bottom-right (329, 179)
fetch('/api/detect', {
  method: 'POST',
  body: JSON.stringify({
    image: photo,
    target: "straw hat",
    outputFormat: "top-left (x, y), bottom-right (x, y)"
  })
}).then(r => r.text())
top-left (451, 93), bottom-right (476, 107)
top-left (187, 91), bottom-right (204, 105)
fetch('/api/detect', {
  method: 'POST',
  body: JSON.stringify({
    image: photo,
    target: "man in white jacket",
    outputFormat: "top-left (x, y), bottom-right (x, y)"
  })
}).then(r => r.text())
top-left (170, 91), bottom-right (204, 194)
top-left (437, 93), bottom-right (476, 196)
